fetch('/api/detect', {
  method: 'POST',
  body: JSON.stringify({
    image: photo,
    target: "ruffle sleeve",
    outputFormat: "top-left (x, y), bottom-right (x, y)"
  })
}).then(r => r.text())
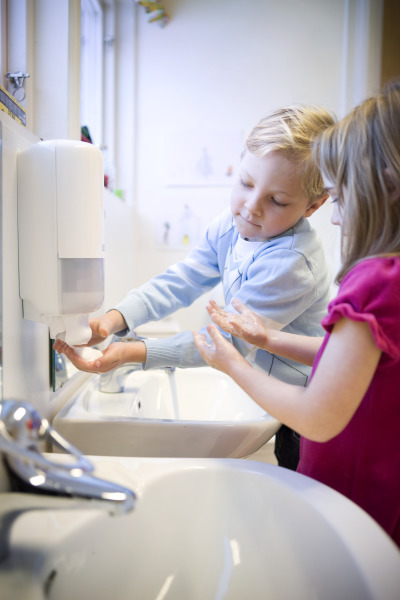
top-left (321, 257), bottom-right (400, 360)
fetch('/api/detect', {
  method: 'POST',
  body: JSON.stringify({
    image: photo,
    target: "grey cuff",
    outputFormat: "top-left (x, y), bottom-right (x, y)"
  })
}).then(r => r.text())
top-left (143, 333), bottom-right (207, 370)
top-left (113, 298), bottom-right (149, 334)
top-left (143, 338), bottom-right (181, 370)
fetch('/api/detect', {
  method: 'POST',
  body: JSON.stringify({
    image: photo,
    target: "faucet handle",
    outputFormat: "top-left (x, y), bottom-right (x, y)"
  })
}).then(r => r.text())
top-left (0, 399), bottom-right (93, 474)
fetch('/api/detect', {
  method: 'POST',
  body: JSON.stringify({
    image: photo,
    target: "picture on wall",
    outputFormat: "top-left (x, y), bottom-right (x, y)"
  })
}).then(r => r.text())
top-left (164, 128), bottom-right (243, 187)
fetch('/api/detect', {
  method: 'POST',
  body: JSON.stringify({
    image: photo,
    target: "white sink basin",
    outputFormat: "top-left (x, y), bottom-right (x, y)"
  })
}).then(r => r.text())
top-left (1, 457), bottom-right (399, 600)
top-left (53, 367), bottom-right (280, 457)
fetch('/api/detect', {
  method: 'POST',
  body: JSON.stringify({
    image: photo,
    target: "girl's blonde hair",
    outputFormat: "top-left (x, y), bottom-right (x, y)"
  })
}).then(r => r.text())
top-left (245, 104), bottom-right (336, 204)
top-left (314, 78), bottom-right (400, 283)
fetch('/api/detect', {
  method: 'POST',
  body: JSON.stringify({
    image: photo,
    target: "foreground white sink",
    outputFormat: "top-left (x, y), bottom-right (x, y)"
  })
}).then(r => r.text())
top-left (53, 367), bottom-right (280, 457)
top-left (1, 457), bottom-right (399, 600)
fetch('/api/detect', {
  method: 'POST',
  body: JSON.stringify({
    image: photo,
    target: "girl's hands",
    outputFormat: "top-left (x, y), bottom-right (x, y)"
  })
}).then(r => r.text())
top-left (193, 324), bottom-right (249, 376)
top-left (53, 340), bottom-right (146, 374)
top-left (207, 298), bottom-right (270, 349)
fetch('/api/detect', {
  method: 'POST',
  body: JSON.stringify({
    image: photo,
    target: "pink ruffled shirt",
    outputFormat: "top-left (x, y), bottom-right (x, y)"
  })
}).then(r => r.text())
top-left (297, 257), bottom-right (400, 546)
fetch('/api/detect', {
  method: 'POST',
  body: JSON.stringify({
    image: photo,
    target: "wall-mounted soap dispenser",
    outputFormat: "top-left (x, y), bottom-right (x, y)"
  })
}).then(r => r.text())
top-left (17, 140), bottom-right (105, 346)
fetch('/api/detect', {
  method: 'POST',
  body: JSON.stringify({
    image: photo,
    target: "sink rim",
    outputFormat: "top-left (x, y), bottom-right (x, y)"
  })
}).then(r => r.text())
top-left (55, 370), bottom-right (279, 426)
top-left (52, 369), bottom-right (281, 457)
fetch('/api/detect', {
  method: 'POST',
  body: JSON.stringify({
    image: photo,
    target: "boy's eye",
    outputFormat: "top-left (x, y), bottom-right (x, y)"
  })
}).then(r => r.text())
top-left (240, 178), bottom-right (252, 188)
top-left (271, 197), bottom-right (288, 207)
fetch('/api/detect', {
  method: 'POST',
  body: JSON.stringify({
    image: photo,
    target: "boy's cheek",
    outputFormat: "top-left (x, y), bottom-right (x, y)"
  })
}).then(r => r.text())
top-left (230, 191), bottom-right (242, 215)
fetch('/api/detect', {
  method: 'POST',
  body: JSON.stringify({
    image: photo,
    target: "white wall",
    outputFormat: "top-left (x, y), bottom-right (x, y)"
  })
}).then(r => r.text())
top-left (130, 0), bottom-right (382, 330)
top-left (0, 114), bottom-right (49, 412)
top-left (0, 0), bottom-right (136, 421)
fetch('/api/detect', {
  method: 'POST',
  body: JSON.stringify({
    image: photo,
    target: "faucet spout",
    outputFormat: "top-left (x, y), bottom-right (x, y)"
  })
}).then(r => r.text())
top-left (99, 362), bottom-right (176, 394)
top-left (0, 400), bottom-right (136, 515)
top-left (5, 453), bottom-right (136, 515)
top-left (0, 399), bottom-right (137, 563)
top-left (99, 363), bottom-right (143, 393)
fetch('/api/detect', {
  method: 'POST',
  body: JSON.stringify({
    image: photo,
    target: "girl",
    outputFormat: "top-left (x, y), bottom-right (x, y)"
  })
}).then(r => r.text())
top-left (193, 79), bottom-right (400, 548)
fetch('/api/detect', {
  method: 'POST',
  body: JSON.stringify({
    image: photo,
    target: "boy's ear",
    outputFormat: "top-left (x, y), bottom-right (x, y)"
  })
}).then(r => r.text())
top-left (303, 192), bottom-right (329, 218)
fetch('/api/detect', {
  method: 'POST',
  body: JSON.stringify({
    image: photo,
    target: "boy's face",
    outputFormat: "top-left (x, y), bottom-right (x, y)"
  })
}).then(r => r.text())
top-left (231, 150), bottom-right (324, 240)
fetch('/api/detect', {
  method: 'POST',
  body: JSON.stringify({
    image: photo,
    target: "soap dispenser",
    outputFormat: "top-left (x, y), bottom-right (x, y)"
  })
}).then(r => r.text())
top-left (17, 140), bottom-right (105, 346)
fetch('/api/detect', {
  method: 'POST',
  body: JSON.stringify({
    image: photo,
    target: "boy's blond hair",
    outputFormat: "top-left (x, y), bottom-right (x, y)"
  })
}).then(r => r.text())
top-left (245, 105), bottom-right (336, 204)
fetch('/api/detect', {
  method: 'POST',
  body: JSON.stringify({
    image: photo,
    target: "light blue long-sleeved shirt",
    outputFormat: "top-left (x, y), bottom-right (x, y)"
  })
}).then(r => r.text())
top-left (114, 207), bottom-right (331, 385)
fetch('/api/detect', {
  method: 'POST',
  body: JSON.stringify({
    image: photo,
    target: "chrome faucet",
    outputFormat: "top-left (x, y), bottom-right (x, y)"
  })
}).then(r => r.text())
top-left (99, 334), bottom-right (175, 393)
top-left (99, 363), bottom-right (143, 393)
top-left (0, 399), bottom-right (136, 513)
top-left (99, 333), bottom-right (145, 393)
top-left (0, 399), bottom-right (137, 563)
top-left (99, 364), bottom-right (176, 393)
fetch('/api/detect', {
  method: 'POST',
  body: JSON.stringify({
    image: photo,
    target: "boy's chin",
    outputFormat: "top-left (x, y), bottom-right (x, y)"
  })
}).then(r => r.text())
top-left (237, 226), bottom-right (282, 242)
top-left (234, 217), bottom-right (263, 241)
top-left (238, 231), bottom-right (269, 242)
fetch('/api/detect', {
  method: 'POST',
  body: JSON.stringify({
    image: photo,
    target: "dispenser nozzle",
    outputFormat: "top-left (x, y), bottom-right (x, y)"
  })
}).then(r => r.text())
top-left (49, 314), bottom-right (92, 346)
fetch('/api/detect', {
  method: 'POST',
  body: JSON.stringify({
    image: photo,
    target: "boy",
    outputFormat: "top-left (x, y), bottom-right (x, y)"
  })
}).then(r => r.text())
top-left (54, 104), bottom-right (335, 468)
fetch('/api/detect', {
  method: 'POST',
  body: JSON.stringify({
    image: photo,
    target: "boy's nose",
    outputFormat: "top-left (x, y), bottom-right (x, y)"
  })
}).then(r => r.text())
top-left (244, 195), bottom-right (262, 216)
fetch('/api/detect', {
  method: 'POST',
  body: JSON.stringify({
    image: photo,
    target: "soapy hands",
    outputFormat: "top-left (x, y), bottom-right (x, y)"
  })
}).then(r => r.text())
top-left (197, 298), bottom-right (321, 372)
top-left (194, 298), bottom-right (274, 374)
top-left (193, 324), bottom-right (249, 375)
top-left (206, 298), bottom-right (271, 349)
top-left (53, 338), bottom-right (147, 373)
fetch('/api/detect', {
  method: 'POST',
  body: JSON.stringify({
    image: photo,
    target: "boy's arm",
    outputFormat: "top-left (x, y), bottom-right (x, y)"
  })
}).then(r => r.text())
top-left (113, 218), bottom-right (225, 336)
top-left (143, 330), bottom-right (209, 369)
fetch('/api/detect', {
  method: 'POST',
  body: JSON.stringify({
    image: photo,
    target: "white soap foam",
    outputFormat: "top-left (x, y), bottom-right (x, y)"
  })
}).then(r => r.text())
top-left (72, 346), bottom-right (103, 361)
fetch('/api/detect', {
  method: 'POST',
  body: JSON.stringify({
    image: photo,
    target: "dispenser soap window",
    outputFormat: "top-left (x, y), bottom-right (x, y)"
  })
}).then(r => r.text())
top-left (17, 140), bottom-right (105, 346)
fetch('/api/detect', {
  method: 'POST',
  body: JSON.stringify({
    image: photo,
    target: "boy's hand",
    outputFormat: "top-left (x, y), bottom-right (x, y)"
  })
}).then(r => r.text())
top-left (87, 310), bottom-right (128, 346)
top-left (207, 298), bottom-right (269, 349)
top-left (85, 315), bottom-right (113, 346)
top-left (193, 324), bottom-right (248, 375)
top-left (53, 340), bottom-right (146, 374)
top-left (53, 310), bottom-right (128, 353)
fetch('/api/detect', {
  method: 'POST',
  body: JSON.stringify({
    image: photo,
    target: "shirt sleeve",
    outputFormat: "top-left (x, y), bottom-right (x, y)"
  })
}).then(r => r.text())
top-left (113, 215), bottom-right (224, 334)
top-left (144, 330), bottom-right (208, 369)
top-left (322, 258), bottom-right (400, 360)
